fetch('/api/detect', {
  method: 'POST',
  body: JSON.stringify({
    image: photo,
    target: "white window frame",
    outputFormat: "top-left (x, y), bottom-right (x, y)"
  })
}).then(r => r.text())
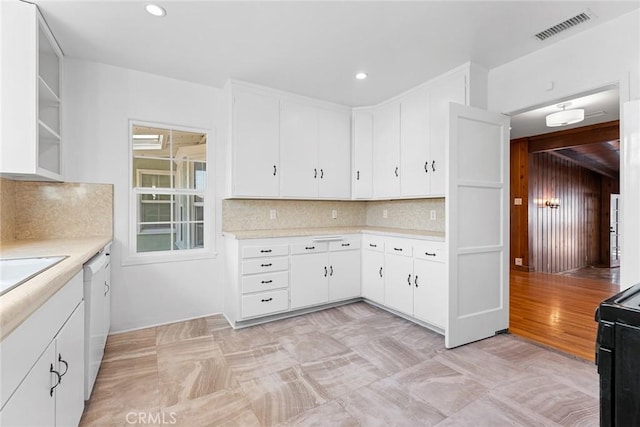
top-left (124, 119), bottom-right (216, 266)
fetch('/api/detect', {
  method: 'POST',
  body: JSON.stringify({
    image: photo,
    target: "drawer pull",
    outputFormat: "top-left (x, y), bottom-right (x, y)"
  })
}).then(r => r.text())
top-left (260, 249), bottom-right (272, 253)
top-left (369, 243), bottom-right (377, 248)
top-left (324, 266), bottom-right (328, 277)
top-left (261, 298), bottom-right (273, 302)
top-left (407, 274), bottom-right (412, 286)
top-left (341, 243), bottom-right (350, 247)
top-left (261, 280), bottom-right (273, 284)
top-left (415, 275), bottom-right (419, 287)
top-left (305, 246), bottom-right (316, 250)
top-left (379, 267), bottom-right (383, 278)
top-left (58, 354), bottom-right (69, 378)
top-left (425, 252), bottom-right (437, 257)
top-left (330, 266), bottom-right (334, 276)
top-left (50, 364), bottom-right (62, 396)
top-left (261, 263), bottom-right (272, 267)
top-left (394, 247), bottom-right (403, 252)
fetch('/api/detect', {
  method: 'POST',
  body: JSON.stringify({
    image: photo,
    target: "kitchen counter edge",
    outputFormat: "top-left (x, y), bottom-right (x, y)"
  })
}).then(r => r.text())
top-left (222, 227), bottom-right (445, 241)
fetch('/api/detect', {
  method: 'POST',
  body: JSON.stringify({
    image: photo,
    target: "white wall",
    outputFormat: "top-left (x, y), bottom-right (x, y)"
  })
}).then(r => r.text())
top-left (488, 9), bottom-right (640, 289)
top-left (63, 59), bottom-right (225, 332)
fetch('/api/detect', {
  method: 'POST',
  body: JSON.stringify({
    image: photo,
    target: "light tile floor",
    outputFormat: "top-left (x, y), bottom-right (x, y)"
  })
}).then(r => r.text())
top-left (80, 302), bottom-right (599, 426)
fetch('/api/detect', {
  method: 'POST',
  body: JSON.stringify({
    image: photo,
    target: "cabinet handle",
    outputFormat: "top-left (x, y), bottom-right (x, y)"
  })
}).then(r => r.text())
top-left (260, 249), bottom-right (272, 253)
top-left (320, 169), bottom-right (324, 179)
top-left (261, 263), bottom-right (272, 267)
top-left (58, 354), bottom-right (69, 378)
top-left (50, 364), bottom-right (62, 396)
top-left (394, 247), bottom-right (403, 252)
top-left (273, 165), bottom-right (277, 176)
top-left (425, 252), bottom-right (437, 257)
top-left (305, 246), bottom-right (315, 250)
top-left (324, 266), bottom-right (328, 277)
top-left (104, 280), bottom-right (110, 296)
top-left (424, 161), bottom-right (428, 173)
top-left (432, 160), bottom-right (436, 172)
top-left (379, 267), bottom-right (383, 278)
top-left (261, 280), bottom-right (273, 284)
top-left (330, 266), bottom-right (334, 276)
top-left (407, 274), bottom-right (412, 286)
top-left (261, 298), bottom-right (273, 302)
top-left (341, 243), bottom-right (350, 247)
top-left (415, 275), bottom-right (419, 287)
top-left (369, 243), bottom-right (377, 248)
top-left (314, 168), bottom-right (318, 179)
top-left (395, 166), bottom-right (399, 177)
top-left (357, 171), bottom-right (360, 180)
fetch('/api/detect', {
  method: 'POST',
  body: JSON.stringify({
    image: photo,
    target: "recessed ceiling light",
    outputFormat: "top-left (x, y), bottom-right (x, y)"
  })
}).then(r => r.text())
top-left (355, 72), bottom-right (368, 80)
top-left (145, 4), bottom-right (166, 17)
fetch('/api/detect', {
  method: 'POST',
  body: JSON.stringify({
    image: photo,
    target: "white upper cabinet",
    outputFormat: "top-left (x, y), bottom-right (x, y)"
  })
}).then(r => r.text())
top-left (280, 100), bottom-right (318, 198)
top-left (372, 101), bottom-right (401, 198)
top-left (231, 86), bottom-right (280, 197)
top-left (400, 87), bottom-right (430, 197)
top-left (1, 1), bottom-right (64, 181)
top-left (352, 111), bottom-right (373, 199)
top-left (317, 108), bottom-right (351, 198)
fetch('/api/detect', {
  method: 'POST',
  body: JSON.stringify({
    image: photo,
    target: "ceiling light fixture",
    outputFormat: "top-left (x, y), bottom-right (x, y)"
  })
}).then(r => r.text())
top-left (145, 4), bottom-right (166, 17)
top-left (546, 102), bottom-right (584, 127)
top-left (355, 72), bottom-right (368, 80)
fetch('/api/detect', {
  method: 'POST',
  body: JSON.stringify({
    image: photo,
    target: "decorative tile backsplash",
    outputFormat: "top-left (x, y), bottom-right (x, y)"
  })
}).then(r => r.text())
top-left (0, 179), bottom-right (113, 241)
top-left (222, 198), bottom-right (446, 233)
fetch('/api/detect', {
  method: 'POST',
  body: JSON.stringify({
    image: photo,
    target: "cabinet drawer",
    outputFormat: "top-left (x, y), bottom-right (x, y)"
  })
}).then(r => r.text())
top-left (242, 271), bottom-right (289, 294)
top-left (241, 289), bottom-right (289, 319)
top-left (414, 242), bottom-right (446, 263)
top-left (242, 257), bottom-right (288, 275)
top-left (290, 242), bottom-right (328, 255)
top-left (385, 241), bottom-right (413, 257)
top-left (363, 236), bottom-right (384, 252)
top-left (242, 244), bottom-right (288, 259)
top-left (329, 239), bottom-right (361, 252)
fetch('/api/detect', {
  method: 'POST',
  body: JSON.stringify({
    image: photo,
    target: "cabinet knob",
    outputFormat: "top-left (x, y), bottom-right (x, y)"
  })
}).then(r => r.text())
top-left (320, 169), bottom-right (324, 179)
top-left (394, 247), bottom-right (403, 252)
top-left (324, 266), bottom-right (328, 277)
top-left (357, 171), bottom-right (360, 180)
top-left (261, 280), bottom-right (273, 284)
top-left (104, 280), bottom-right (110, 296)
top-left (425, 252), bottom-right (436, 257)
top-left (330, 266), bottom-right (334, 276)
top-left (432, 160), bottom-right (436, 172)
top-left (314, 168), bottom-right (318, 179)
top-left (273, 165), bottom-right (277, 176)
top-left (260, 249), bottom-right (272, 253)
top-left (379, 267), bottom-right (383, 278)
top-left (414, 275), bottom-right (419, 287)
top-left (341, 243), bottom-right (350, 247)
top-left (424, 161), bottom-right (428, 173)
top-left (369, 243), bottom-right (377, 248)
top-left (305, 246), bottom-right (315, 250)
top-left (261, 263), bottom-right (272, 267)
top-left (261, 298), bottom-right (273, 302)
top-left (395, 167), bottom-right (399, 177)
top-left (407, 274), bottom-right (412, 286)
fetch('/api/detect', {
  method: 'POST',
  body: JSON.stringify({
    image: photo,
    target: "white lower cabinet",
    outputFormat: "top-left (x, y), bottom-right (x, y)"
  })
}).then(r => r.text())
top-left (0, 272), bottom-right (85, 427)
top-left (384, 250), bottom-right (414, 314)
top-left (328, 248), bottom-right (361, 301)
top-left (290, 251), bottom-right (329, 309)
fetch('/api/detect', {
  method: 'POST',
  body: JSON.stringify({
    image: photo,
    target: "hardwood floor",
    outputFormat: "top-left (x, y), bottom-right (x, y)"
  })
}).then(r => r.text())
top-left (509, 269), bottom-right (619, 362)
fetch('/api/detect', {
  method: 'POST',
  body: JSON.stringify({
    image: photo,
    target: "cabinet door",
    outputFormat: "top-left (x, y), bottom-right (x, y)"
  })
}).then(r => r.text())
top-left (318, 108), bottom-right (351, 198)
top-left (0, 341), bottom-right (56, 427)
top-left (384, 254), bottom-right (413, 315)
top-left (362, 249), bottom-right (385, 304)
top-left (328, 250), bottom-right (361, 301)
top-left (373, 101), bottom-right (400, 198)
top-left (55, 302), bottom-right (85, 427)
top-left (232, 87), bottom-right (281, 197)
top-left (413, 259), bottom-right (447, 328)
top-left (400, 87), bottom-right (430, 197)
top-left (280, 100), bottom-right (318, 197)
top-left (429, 72), bottom-right (466, 195)
top-left (352, 111), bottom-right (373, 199)
top-left (290, 253), bottom-right (328, 309)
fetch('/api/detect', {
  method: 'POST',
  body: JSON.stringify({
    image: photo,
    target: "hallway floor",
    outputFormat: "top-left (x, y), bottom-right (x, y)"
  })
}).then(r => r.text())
top-left (510, 270), bottom-right (619, 361)
top-left (558, 266), bottom-right (620, 285)
top-left (81, 302), bottom-right (599, 426)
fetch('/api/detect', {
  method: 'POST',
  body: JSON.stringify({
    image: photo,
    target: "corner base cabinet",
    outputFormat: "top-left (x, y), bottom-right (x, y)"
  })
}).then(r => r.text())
top-left (0, 272), bottom-right (85, 427)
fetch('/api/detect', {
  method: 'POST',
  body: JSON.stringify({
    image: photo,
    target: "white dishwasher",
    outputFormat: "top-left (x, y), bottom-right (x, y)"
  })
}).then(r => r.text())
top-left (83, 243), bottom-right (111, 400)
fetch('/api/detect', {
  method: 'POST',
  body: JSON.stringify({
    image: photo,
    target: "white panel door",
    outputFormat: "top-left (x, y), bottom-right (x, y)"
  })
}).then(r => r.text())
top-left (352, 111), bottom-right (373, 199)
top-left (446, 103), bottom-right (510, 349)
top-left (430, 72), bottom-right (466, 196)
top-left (280, 100), bottom-right (318, 198)
top-left (290, 253), bottom-right (328, 309)
top-left (232, 87), bottom-right (280, 197)
top-left (621, 99), bottom-right (640, 290)
top-left (328, 249), bottom-right (361, 301)
top-left (384, 253), bottom-right (413, 315)
top-left (362, 249), bottom-right (384, 304)
top-left (373, 101), bottom-right (401, 198)
top-left (55, 302), bottom-right (85, 427)
top-left (413, 258), bottom-right (447, 329)
top-left (400, 87), bottom-right (430, 197)
top-left (318, 108), bottom-right (351, 198)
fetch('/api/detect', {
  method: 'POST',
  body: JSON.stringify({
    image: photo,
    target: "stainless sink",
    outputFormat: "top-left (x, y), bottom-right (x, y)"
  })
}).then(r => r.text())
top-left (0, 256), bottom-right (68, 296)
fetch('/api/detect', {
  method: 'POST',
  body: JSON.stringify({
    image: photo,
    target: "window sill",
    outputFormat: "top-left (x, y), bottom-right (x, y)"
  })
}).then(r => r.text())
top-left (121, 249), bottom-right (218, 266)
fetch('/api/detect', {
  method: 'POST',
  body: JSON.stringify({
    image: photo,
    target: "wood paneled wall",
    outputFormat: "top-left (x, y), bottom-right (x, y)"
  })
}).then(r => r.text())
top-left (529, 152), bottom-right (602, 273)
top-left (600, 176), bottom-right (620, 267)
top-left (510, 138), bottom-right (530, 271)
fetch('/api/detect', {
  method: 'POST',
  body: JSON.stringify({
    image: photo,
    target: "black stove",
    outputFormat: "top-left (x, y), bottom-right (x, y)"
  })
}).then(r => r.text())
top-left (596, 282), bottom-right (640, 427)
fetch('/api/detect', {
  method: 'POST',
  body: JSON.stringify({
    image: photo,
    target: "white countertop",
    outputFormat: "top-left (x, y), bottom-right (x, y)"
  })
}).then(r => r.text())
top-left (223, 226), bottom-right (445, 241)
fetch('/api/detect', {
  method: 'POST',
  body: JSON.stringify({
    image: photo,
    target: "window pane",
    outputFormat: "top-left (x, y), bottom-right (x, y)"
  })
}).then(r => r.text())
top-left (139, 194), bottom-right (173, 223)
top-left (133, 159), bottom-right (173, 189)
top-left (174, 129), bottom-right (206, 190)
top-left (174, 194), bottom-right (204, 222)
top-left (133, 126), bottom-right (171, 157)
top-left (173, 222), bottom-right (205, 250)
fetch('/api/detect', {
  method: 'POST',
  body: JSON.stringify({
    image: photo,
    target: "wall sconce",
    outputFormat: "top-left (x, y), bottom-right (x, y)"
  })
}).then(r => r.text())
top-left (545, 198), bottom-right (560, 209)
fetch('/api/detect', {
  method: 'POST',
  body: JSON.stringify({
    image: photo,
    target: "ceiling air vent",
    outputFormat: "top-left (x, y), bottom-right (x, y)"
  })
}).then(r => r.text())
top-left (534, 11), bottom-right (594, 41)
